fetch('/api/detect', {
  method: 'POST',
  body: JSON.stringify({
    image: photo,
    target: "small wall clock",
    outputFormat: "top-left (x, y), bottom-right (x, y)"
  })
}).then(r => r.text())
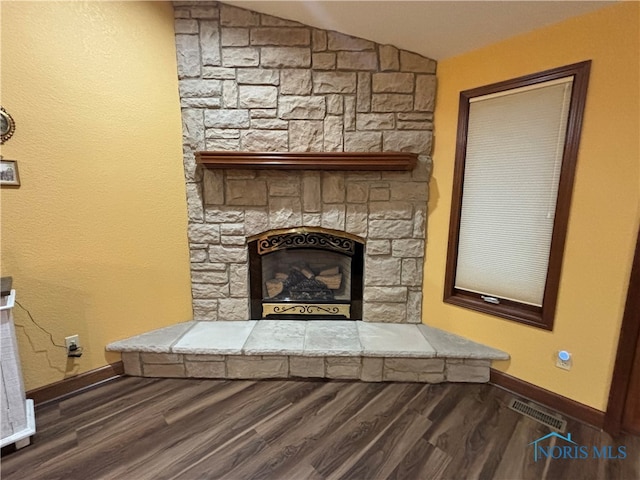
top-left (1, 107), bottom-right (16, 144)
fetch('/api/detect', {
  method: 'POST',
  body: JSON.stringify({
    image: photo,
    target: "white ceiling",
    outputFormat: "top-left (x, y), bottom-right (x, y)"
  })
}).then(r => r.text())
top-left (225, 1), bottom-right (616, 60)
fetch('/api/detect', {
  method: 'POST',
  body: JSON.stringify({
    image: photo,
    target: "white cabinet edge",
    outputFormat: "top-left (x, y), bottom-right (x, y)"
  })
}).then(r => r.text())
top-left (0, 399), bottom-right (35, 448)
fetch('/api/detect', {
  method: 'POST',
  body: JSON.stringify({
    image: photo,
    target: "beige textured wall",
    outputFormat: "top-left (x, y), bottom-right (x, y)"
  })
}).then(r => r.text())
top-left (0, 1), bottom-right (193, 390)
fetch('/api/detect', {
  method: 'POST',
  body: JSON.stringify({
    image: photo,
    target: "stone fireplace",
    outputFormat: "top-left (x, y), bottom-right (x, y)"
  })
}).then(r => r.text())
top-left (174, 2), bottom-right (435, 323)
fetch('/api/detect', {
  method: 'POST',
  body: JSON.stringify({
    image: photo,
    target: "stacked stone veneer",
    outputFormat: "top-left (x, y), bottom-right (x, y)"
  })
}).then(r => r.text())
top-left (174, 2), bottom-right (436, 323)
top-left (123, 353), bottom-right (490, 384)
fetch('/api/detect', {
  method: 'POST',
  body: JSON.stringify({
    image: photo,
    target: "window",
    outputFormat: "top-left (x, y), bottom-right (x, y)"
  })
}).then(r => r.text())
top-left (444, 61), bottom-right (591, 330)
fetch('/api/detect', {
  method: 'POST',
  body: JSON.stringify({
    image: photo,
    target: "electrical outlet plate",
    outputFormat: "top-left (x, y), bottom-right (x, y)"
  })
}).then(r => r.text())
top-left (65, 334), bottom-right (80, 351)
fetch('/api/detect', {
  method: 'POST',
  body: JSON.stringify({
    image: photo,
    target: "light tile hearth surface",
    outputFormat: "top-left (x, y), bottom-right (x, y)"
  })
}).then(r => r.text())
top-left (303, 321), bottom-right (362, 356)
top-left (107, 319), bottom-right (508, 360)
top-left (107, 322), bottom-right (196, 353)
top-left (243, 320), bottom-right (306, 355)
top-left (357, 322), bottom-right (436, 357)
top-left (173, 321), bottom-right (257, 355)
top-left (108, 321), bottom-right (508, 383)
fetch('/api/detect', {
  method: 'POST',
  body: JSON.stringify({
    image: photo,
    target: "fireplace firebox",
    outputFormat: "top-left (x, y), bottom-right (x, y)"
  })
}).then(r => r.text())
top-left (248, 227), bottom-right (364, 320)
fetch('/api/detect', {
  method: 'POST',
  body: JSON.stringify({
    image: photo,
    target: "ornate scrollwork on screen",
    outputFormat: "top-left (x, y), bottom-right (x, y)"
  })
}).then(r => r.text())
top-left (262, 303), bottom-right (350, 318)
top-left (257, 230), bottom-right (355, 256)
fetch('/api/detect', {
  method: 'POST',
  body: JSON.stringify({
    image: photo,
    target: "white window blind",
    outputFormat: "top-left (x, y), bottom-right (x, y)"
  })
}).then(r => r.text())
top-left (454, 77), bottom-right (574, 306)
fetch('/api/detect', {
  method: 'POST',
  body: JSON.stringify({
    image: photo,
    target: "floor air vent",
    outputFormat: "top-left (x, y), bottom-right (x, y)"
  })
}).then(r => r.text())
top-left (508, 398), bottom-right (567, 432)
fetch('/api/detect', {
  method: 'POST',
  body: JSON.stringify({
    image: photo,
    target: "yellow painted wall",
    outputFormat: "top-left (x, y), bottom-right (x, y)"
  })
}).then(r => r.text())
top-left (0, 1), bottom-right (192, 390)
top-left (425, 2), bottom-right (640, 411)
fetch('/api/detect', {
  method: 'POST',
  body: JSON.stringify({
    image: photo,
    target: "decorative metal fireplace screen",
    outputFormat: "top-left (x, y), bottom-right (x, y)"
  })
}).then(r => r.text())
top-left (248, 227), bottom-right (365, 319)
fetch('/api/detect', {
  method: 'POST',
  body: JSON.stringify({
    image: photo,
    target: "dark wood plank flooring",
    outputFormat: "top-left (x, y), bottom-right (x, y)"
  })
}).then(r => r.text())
top-left (1, 377), bottom-right (638, 479)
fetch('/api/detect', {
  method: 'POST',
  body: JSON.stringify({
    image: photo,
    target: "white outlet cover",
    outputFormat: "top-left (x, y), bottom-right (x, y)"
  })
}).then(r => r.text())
top-left (65, 335), bottom-right (80, 349)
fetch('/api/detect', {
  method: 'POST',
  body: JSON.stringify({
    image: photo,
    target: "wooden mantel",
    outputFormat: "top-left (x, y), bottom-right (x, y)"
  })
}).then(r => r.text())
top-left (195, 151), bottom-right (418, 171)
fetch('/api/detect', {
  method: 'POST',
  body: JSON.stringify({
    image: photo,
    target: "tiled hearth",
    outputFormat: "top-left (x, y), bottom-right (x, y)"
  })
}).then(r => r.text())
top-left (107, 321), bottom-right (508, 383)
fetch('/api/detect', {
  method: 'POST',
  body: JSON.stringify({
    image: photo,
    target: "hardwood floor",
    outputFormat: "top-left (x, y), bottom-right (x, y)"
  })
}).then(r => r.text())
top-left (1, 377), bottom-right (638, 479)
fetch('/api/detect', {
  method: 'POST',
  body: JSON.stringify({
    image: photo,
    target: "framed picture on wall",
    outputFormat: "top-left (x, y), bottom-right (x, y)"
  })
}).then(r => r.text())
top-left (0, 159), bottom-right (20, 186)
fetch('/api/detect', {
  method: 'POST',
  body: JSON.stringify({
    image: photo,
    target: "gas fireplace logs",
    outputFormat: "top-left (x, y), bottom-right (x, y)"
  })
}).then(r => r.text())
top-left (265, 264), bottom-right (343, 300)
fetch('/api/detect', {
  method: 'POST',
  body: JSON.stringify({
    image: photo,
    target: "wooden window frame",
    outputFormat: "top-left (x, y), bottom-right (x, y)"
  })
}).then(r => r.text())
top-left (444, 61), bottom-right (591, 330)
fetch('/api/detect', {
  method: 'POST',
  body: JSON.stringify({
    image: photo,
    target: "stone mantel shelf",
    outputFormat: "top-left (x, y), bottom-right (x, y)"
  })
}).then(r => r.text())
top-left (196, 151), bottom-right (418, 171)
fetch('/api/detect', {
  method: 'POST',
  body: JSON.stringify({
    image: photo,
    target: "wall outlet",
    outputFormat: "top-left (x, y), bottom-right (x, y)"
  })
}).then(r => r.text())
top-left (556, 350), bottom-right (572, 370)
top-left (65, 334), bottom-right (80, 352)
